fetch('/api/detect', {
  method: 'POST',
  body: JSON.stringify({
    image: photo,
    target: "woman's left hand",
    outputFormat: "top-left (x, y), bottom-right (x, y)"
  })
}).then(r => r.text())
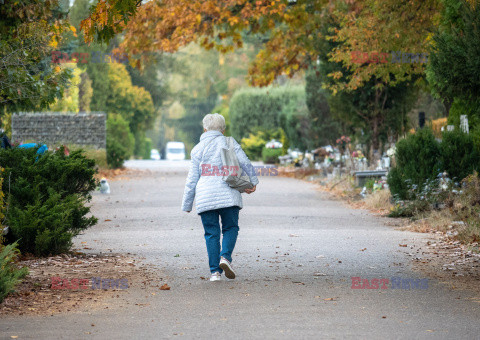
top-left (244, 185), bottom-right (256, 194)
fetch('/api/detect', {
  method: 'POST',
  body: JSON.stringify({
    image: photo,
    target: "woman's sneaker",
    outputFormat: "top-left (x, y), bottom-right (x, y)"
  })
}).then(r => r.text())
top-left (219, 257), bottom-right (236, 279)
top-left (210, 272), bottom-right (222, 281)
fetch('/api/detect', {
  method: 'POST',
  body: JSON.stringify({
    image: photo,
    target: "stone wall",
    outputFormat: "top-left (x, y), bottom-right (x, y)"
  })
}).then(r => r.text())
top-left (12, 112), bottom-right (106, 149)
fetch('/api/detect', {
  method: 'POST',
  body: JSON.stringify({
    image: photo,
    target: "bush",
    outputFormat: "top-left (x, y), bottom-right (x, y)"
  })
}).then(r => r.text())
top-left (240, 129), bottom-right (283, 160)
top-left (262, 147), bottom-right (282, 164)
top-left (0, 147), bottom-right (96, 207)
top-left (0, 146), bottom-right (98, 256)
top-left (447, 98), bottom-right (480, 131)
top-left (0, 170), bottom-right (28, 303)
top-left (388, 177), bottom-right (448, 218)
top-left (388, 128), bottom-right (442, 200)
top-left (441, 129), bottom-right (480, 182)
top-left (230, 86), bottom-right (305, 142)
top-left (107, 114), bottom-right (134, 168)
top-left (389, 128), bottom-right (480, 200)
top-left (143, 137), bottom-right (152, 160)
top-left (0, 238), bottom-right (28, 303)
top-left (450, 172), bottom-right (480, 243)
top-left (7, 189), bottom-right (97, 255)
top-left (241, 132), bottom-right (267, 160)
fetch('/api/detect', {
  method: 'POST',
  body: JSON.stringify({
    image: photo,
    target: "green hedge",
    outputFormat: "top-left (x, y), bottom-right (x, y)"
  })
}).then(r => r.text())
top-left (441, 129), bottom-right (480, 182)
top-left (229, 86), bottom-right (307, 147)
top-left (262, 147), bottom-right (283, 164)
top-left (0, 146), bottom-right (98, 256)
top-left (388, 128), bottom-right (441, 199)
top-left (388, 128), bottom-right (480, 199)
top-left (107, 114), bottom-right (134, 168)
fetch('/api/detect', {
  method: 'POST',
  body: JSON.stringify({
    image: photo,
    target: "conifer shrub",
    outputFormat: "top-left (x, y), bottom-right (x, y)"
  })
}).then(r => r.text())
top-left (0, 146), bottom-right (98, 256)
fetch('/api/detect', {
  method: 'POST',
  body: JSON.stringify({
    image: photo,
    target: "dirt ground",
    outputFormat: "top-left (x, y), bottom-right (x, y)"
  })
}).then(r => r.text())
top-left (0, 252), bottom-right (163, 316)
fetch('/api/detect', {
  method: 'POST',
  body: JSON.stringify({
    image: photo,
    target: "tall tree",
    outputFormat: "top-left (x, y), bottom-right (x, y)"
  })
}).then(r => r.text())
top-left (327, 0), bottom-right (440, 92)
top-left (0, 0), bottom-right (73, 113)
top-left (78, 71), bottom-right (93, 112)
top-left (308, 3), bottom-right (418, 157)
top-left (426, 0), bottom-right (480, 116)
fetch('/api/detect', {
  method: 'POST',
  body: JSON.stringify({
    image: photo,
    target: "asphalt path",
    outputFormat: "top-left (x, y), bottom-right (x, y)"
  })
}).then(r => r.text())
top-left (2, 160), bottom-right (480, 339)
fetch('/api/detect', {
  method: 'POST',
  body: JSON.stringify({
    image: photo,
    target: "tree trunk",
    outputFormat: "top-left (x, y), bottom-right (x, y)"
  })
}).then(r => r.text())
top-left (443, 97), bottom-right (453, 117)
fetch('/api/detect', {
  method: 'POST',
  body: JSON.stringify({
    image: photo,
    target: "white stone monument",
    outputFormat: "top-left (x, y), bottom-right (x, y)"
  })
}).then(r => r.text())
top-left (460, 115), bottom-right (469, 134)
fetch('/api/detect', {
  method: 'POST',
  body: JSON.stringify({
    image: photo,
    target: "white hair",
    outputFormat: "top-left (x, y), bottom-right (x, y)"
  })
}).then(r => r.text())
top-left (202, 113), bottom-right (226, 132)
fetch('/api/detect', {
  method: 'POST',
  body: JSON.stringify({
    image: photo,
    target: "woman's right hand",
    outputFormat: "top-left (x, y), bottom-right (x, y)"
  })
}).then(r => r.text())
top-left (244, 185), bottom-right (256, 194)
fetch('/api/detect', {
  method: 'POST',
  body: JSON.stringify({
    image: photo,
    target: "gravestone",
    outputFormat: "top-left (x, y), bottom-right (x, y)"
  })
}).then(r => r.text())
top-left (460, 115), bottom-right (469, 134)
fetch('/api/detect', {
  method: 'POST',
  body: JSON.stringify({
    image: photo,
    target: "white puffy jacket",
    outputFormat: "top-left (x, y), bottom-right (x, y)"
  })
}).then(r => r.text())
top-left (181, 130), bottom-right (259, 214)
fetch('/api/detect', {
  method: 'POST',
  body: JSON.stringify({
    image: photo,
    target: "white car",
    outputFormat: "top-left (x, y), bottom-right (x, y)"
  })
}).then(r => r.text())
top-left (150, 149), bottom-right (160, 160)
top-left (166, 142), bottom-right (186, 160)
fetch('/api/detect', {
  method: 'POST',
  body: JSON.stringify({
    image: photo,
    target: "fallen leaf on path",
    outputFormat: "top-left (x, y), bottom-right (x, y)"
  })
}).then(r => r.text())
top-left (104, 219), bottom-right (112, 222)
top-left (160, 284), bottom-right (170, 290)
top-left (289, 234), bottom-right (299, 237)
top-left (360, 248), bottom-right (367, 251)
top-left (399, 244), bottom-right (407, 247)
top-left (10, 336), bottom-right (18, 339)
top-left (323, 297), bottom-right (337, 301)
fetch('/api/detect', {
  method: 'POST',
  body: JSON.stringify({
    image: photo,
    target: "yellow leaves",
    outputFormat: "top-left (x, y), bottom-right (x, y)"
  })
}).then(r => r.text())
top-left (54, 66), bottom-right (61, 73)
top-left (70, 25), bottom-right (76, 33)
top-left (329, 71), bottom-right (343, 80)
top-left (49, 36), bottom-right (58, 48)
top-left (196, 14), bottom-right (202, 24)
top-left (228, 16), bottom-right (239, 26)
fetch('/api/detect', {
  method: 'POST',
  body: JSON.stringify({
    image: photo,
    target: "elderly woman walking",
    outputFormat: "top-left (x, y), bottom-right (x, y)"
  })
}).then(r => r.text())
top-left (181, 113), bottom-right (259, 281)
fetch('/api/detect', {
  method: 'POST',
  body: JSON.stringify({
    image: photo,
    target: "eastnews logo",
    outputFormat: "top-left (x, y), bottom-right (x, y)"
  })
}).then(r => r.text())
top-left (201, 165), bottom-right (278, 177)
top-left (350, 51), bottom-right (429, 64)
top-left (351, 277), bottom-right (428, 289)
top-left (51, 277), bottom-right (129, 290)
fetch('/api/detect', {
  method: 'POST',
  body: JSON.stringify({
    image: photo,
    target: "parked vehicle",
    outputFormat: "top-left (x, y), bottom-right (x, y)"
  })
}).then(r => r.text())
top-left (150, 149), bottom-right (161, 160)
top-left (165, 142), bottom-right (186, 160)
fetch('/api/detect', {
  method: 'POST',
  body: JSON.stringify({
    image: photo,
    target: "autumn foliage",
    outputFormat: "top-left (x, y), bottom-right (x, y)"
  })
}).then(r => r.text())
top-left (81, 0), bottom-right (329, 86)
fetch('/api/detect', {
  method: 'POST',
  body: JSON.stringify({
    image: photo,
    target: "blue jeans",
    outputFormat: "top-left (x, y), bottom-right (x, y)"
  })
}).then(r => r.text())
top-left (199, 206), bottom-right (240, 274)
